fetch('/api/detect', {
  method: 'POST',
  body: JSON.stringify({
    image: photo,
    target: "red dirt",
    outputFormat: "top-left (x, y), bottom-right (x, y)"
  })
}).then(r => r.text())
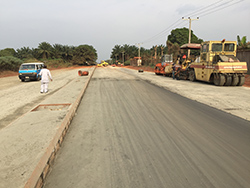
top-left (124, 66), bottom-right (250, 88)
top-left (244, 74), bottom-right (250, 87)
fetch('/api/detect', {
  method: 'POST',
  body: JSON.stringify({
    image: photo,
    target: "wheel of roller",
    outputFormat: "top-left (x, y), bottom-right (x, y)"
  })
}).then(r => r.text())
top-left (214, 74), bottom-right (226, 86)
top-left (224, 75), bottom-right (232, 86)
top-left (237, 75), bottom-right (245, 86)
top-left (189, 69), bottom-right (196, 82)
top-left (231, 74), bottom-right (239, 86)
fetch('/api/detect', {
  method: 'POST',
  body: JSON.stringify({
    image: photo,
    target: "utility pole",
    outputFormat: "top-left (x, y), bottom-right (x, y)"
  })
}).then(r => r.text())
top-left (122, 51), bottom-right (125, 65)
top-left (154, 45), bottom-right (158, 59)
top-left (136, 43), bottom-right (142, 66)
top-left (182, 17), bottom-right (199, 58)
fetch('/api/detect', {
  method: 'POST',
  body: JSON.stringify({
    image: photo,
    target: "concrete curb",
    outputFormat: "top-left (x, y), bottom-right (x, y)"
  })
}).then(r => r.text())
top-left (24, 67), bottom-right (96, 188)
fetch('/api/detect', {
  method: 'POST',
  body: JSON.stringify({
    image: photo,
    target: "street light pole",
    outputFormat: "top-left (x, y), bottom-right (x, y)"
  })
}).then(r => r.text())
top-left (182, 17), bottom-right (199, 58)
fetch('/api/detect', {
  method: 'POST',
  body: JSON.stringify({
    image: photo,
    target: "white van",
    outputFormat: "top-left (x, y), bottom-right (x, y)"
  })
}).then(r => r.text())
top-left (18, 62), bottom-right (44, 81)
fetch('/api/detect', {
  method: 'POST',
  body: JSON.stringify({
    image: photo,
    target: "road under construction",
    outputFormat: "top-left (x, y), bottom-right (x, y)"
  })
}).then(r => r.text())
top-left (0, 66), bottom-right (249, 188)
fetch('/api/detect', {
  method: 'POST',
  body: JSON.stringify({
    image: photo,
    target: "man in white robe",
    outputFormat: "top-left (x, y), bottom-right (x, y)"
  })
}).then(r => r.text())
top-left (39, 65), bottom-right (53, 93)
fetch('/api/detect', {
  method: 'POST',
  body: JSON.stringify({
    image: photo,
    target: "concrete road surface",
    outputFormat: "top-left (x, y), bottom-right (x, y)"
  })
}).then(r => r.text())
top-left (44, 67), bottom-right (250, 188)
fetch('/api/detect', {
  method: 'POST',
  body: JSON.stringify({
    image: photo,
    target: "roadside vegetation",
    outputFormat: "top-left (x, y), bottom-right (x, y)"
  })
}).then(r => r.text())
top-left (0, 42), bottom-right (98, 73)
top-left (110, 27), bottom-right (204, 66)
top-left (109, 27), bottom-right (249, 68)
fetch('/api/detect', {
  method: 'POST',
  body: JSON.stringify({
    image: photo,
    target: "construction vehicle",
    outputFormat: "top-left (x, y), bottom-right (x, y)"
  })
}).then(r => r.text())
top-left (174, 43), bottom-right (201, 80)
top-left (188, 40), bottom-right (247, 86)
top-left (154, 54), bottom-right (176, 76)
top-left (97, 61), bottom-right (109, 67)
top-left (175, 40), bottom-right (247, 86)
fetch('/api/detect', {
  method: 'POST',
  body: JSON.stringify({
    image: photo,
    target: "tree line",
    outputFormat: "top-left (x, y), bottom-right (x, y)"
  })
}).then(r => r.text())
top-left (110, 28), bottom-right (203, 66)
top-left (0, 42), bottom-right (98, 71)
top-left (110, 27), bottom-right (249, 66)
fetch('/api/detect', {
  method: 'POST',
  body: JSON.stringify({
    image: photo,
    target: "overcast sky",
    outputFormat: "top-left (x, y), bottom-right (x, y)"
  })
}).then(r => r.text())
top-left (0, 0), bottom-right (249, 62)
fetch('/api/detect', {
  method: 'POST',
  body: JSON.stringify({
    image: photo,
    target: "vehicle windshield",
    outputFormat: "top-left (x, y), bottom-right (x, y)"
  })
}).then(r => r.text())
top-left (212, 43), bottom-right (222, 52)
top-left (224, 43), bottom-right (235, 51)
top-left (20, 64), bottom-right (36, 70)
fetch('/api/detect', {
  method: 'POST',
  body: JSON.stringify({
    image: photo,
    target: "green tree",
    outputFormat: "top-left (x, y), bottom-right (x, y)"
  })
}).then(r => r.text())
top-left (61, 45), bottom-right (74, 61)
top-left (53, 44), bottom-right (63, 59)
top-left (0, 56), bottom-right (23, 71)
top-left (72, 45), bottom-right (97, 65)
top-left (110, 44), bottom-right (139, 63)
top-left (123, 44), bottom-right (131, 61)
top-left (167, 41), bottom-right (180, 60)
top-left (37, 42), bottom-right (53, 59)
top-left (237, 35), bottom-right (250, 49)
top-left (110, 45), bottom-right (123, 61)
top-left (15, 47), bottom-right (33, 59)
top-left (0, 48), bottom-right (16, 57)
top-left (167, 27), bottom-right (203, 46)
top-left (127, 45), bottom-right (138, 58)
top-left (167, 28), bottom-right (203, 57)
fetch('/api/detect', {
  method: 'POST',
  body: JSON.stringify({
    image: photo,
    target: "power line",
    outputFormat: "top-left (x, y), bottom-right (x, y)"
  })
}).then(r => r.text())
top-left (140, 0), bottom-right (244, 45)
top-left (141, 19), bottom-right (184, 44)
top-left (199, 0), bottom-right (244, 17)
top-left (185, 0), bottom-right (230, 18)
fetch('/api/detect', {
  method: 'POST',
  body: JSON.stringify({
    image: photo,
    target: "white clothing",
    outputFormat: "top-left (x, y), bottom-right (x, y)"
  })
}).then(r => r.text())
top-left (39, 68), bottom-right (52, 93)
top-left (39, 68), bottom-right (52, 82)
top-left (41, 82), bottom-right (49, 93)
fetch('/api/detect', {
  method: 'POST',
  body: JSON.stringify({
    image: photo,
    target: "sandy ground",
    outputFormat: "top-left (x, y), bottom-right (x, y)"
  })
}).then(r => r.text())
top-left (0, 66), bottom-right (91, 129)
top-left (0, 67), bottom-right (94, 188)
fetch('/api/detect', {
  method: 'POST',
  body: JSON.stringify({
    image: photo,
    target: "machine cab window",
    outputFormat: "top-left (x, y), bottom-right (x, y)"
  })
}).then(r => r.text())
top-left (224, 43), bottom-right (235, 51)
top-left (212, 43), bottom-right (222, 52)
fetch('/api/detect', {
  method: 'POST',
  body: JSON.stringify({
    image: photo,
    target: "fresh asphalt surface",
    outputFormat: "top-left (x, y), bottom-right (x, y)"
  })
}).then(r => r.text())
top-left (44, 68), bottom-right (250, 188)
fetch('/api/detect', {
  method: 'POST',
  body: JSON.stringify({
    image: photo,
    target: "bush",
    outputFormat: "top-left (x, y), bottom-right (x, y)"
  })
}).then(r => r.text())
top-left (0, 56), bottom-right (23, 71)
top-left (44, 59), bottom-right (73, 69)
top-left (124, 60), bottom-right (131, 66)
